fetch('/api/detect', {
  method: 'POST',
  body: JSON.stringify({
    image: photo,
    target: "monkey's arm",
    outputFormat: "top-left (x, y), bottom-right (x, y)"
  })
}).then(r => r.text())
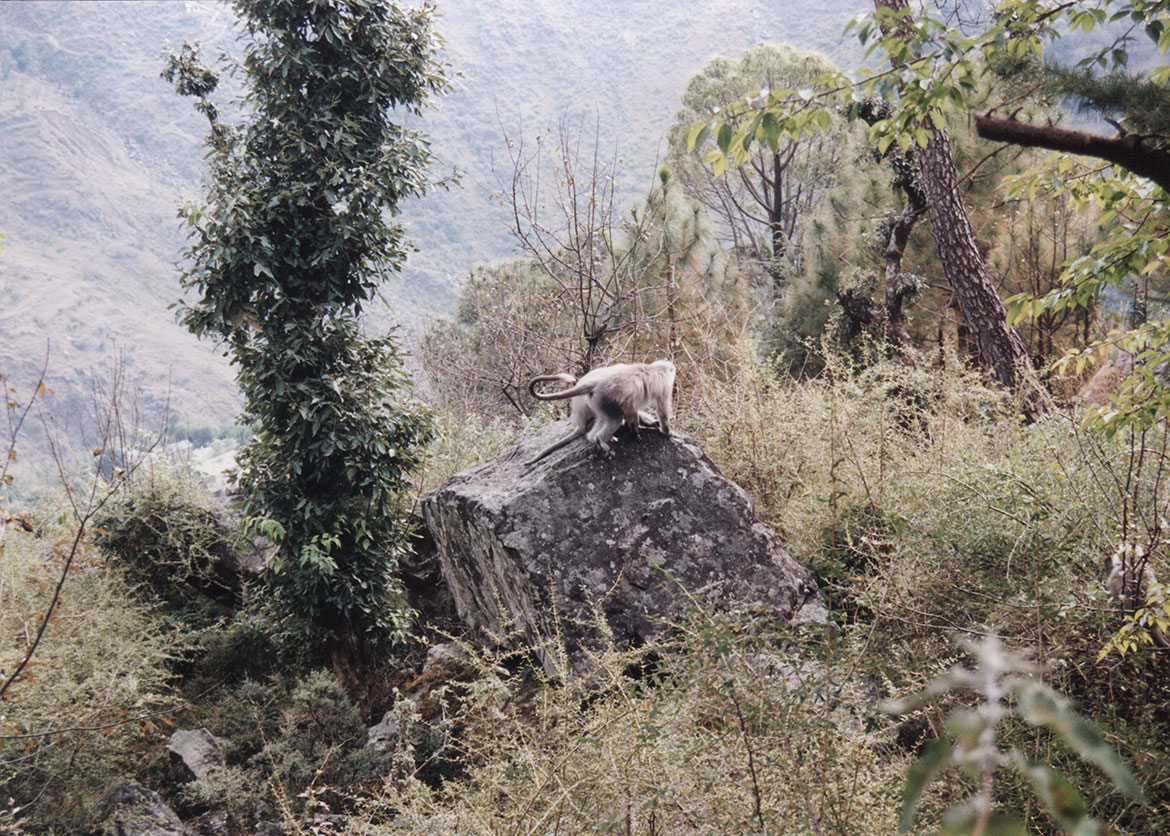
top-left (637, 410), bottom-right (673, 435)
top-left (655, 402), bottom-right (672, 436)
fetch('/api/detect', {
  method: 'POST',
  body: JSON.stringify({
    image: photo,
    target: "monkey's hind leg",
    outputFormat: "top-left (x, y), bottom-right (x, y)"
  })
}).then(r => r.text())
top-left (636, 409), bottom-right (660, 430)
top-left (587, 397), bottom-right (627, 456)
top-left (586, 414), bottom-right (624, 457)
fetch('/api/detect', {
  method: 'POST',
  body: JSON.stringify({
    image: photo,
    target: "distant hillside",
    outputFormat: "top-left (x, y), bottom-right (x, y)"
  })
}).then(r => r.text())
top-left (0, 0), bottom-right (864, 443)
top-left (406, 0), bottom-right (865, 322)
top-left (0, 1), bottom-right (243, 451)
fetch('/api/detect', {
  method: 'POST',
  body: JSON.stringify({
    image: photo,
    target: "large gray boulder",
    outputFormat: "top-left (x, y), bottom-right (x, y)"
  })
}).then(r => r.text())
top-left (419, 420), bottom-right (820, 674)
top-left (96, 780), bottom-right (188, 836)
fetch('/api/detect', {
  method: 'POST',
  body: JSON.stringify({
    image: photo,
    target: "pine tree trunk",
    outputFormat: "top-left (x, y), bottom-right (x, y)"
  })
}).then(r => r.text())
top-left (916, 124), bottom-right (1030, 388)
top-left (871, 0), bottom-right (1031, 391)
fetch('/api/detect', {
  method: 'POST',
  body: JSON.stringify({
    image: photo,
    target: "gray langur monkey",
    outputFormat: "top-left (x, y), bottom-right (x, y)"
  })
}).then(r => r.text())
top-left (523, 359), bottom-right (676, 466)
top-left (1105, 540), bottom-right (1170, 649)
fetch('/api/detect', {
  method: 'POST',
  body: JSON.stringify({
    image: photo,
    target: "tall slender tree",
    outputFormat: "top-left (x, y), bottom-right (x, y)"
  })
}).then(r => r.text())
top-left (165, 0), bottom-right (445, 712)
top-left (667, 44), bottom-right (847, 288)
top-left (870, 0), bottom-right (1031, 389)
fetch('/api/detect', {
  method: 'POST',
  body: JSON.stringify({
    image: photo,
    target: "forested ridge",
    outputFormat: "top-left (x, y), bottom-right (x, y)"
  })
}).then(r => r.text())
top-left (2, 1), bottom-right (1170, 835)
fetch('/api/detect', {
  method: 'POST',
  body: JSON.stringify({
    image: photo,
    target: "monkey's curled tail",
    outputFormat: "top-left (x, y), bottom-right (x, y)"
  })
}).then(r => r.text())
top-left (529, 373), bottom-right (591, 401)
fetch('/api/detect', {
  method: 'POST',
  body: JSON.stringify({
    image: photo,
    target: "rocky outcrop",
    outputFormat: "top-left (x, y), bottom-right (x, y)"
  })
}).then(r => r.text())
top-left (166, 728), bottom-right (227, 784)
top-left (420, 420), bottom-right (820, 674)
top-left (206, 496), bottom-right (271, 597)
top-left (400, 520), bottom-right (460, 628)
top-left (96, 780), bottom-right (188, 836)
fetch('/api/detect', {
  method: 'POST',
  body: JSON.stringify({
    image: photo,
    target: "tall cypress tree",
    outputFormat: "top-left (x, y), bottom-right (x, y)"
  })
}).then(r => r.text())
top-left (165, 0), bottom-right (445, 711)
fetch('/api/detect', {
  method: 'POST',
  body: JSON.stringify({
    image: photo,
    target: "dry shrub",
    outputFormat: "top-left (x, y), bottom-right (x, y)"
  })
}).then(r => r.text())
top-left (0, 505), bottom-right (179, 834)
top-left (681, 340), bottom-right (1170, 832)
top-left (358, 611), bottom-right (902, 836)
top-left (92, 461), bottom-right (229, 607)
top-left (388, 338), bottom-right (1170, 834)
top-left (413, 412), bottom-right (538, 498)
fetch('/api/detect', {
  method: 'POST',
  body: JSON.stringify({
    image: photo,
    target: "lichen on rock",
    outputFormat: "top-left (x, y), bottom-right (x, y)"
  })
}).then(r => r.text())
top-left (420, 420), bottom-right (820, 674)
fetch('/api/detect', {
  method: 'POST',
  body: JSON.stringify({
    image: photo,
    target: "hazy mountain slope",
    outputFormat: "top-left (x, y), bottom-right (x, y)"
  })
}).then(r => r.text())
top-left (406, 0), bottom-right (866, 319)
top-left (0, 0), bottom-right (864, 440)
top-left (0, 1), bottom-right (241, 434)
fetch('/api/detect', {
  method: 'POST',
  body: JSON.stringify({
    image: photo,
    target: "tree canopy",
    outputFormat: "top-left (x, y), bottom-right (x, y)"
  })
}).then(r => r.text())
top-left (166, 0), bottom-right (446, 709)
top-left (667, 44), bottom-right (849, 287)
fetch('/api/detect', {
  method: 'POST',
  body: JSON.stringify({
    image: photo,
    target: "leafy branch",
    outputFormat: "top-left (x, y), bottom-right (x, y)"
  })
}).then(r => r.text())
top-left (886, 637), bottom-right (1144, 835)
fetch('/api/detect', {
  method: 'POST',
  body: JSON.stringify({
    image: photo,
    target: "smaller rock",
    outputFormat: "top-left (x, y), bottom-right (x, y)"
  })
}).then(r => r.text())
top-left (96, 780), bottom-right (188, 836)
top-left (305, 812), bottom-right (347, 833)
top-left (254, 821), bottom-right (285, 836)
top-left (790, 598), bottom-right (832, 629)
top-left (423, 642), bottom-right (469, 674)
top-left (188, 811), bottom-right (232, 836)
top-left (366, 703), bottom-right (407, 752)
top-left (166, 729), bottom-right (227, 784)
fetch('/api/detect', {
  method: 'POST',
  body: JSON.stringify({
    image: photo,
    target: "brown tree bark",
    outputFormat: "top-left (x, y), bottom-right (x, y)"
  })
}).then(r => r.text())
top-left (834, 195), bottom-right (922, 353)
top-left (975, 114), bottom-right (1170, 194)
top-left (916, 124), bottom-right (1031, 389)
top-left (882, 194), bottom-right (925, 351)
top-left (874, 0), bottom-right (1032, 391)
top-left (330, 619), bottom-right (374, 721)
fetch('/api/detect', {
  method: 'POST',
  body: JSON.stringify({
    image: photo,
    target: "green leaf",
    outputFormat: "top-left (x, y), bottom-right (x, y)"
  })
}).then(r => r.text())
top-left (944, 708), bottom-right (985, 755)
top-left (686, 120), bottom-right (711, 151)
top-left (759, 110), bottom-right (780, 143)
top-left (900, 737), bottom-right (952, 831)
top-left (1005, 294), bottom-right (1032, 326)
top-left (1015, 681), bottom-right (1144, 801)
top-left (940, 807), bottom-right (1027, 836)
top-left (716, 122), bottom-right (733, 153)
top-left (1012, 752), bottom-right (1096, 834)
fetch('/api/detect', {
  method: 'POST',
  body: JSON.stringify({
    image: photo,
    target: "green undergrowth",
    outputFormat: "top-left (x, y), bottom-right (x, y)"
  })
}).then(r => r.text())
top-left (4, 346), bottom-right (1170, 834)
top-left (358, 614), bottom-right (903, 836)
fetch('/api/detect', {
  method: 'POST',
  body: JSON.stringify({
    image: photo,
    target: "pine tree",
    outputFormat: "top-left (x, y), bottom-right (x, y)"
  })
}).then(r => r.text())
top-left (872, 0), bottom-right (1032, 392)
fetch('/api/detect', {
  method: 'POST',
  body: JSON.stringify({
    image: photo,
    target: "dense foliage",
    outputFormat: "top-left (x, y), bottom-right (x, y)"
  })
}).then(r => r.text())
top-left (166, 0), bottom-right (445, 697)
